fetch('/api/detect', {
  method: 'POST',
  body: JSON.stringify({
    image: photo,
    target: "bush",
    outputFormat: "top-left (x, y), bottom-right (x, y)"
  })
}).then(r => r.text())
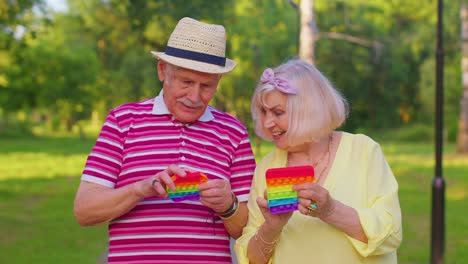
top-left (363, 123), bottom-right (434, 143)
top-left (0, 120), bottom-right (34, 138)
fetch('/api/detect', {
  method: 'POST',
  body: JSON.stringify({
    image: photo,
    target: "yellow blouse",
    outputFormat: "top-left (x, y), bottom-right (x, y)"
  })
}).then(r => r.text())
top-left (235, 132), bottom-right (402, 264)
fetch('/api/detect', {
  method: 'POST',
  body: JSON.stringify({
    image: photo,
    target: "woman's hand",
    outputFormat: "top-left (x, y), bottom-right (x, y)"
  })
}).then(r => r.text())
top-left (293, 182), bottom-right (336, 219)
top-left (257, 190), bottom-right (293, 231)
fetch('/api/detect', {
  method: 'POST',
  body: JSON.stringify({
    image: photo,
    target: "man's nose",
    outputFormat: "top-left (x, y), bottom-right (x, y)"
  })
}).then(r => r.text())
top-left (186, 85), bottom-right (202, 102)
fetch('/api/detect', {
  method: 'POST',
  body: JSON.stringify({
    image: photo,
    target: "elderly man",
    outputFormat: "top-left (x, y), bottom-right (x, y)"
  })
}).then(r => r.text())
top-left (74, 17), bottom-right (256, 263)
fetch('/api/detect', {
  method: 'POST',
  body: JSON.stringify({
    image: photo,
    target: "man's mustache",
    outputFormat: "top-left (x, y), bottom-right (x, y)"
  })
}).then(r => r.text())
top-left (176, 98), bottom-right (204, 108)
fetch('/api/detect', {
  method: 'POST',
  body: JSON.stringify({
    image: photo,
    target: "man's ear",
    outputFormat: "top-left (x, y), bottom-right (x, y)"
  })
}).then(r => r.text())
top-left (157, 60), bottom-right (167, 82)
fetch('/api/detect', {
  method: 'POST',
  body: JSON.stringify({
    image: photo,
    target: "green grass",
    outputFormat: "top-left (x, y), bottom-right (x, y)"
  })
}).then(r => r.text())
top-left (1, 135), bottom-right (467, 263)
top-left (0, 136), bottom-right (107, 263)
top-left (380, 142), bottom-right (468, 263)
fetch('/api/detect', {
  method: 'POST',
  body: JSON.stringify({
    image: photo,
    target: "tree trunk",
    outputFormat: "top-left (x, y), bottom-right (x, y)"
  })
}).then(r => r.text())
top-left (458, 4), bottom-right (468, 153)
top-left (299, 0), bottom-right (316, 64)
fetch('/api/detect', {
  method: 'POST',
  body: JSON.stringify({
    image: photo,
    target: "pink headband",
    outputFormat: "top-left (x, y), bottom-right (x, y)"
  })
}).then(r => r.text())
top-left (260, 68), bottom-right (298, 94)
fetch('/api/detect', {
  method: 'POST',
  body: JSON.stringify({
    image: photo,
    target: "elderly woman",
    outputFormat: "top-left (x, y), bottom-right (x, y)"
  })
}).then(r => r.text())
top-left (235, 59), bottom-right (402, 264)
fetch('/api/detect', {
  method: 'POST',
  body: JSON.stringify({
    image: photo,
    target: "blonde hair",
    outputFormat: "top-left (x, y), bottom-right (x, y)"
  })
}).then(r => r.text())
top-left (251, 59), bottom-right (349, 146)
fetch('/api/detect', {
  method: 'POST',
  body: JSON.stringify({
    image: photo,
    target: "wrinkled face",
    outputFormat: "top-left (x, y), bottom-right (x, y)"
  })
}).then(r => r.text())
top-left (261, 90), bottom-right (289, 149)
top-left (157, 61), bottom-right (221, 123)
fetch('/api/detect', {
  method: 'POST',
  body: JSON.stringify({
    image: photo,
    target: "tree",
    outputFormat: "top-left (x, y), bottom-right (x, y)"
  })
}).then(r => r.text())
top-left (299, 0), bottom-right (315, 63)
top-left (288, 0), bottom-right (389, 130)
top-left (289, 0), bottom-right (382, 63)
top-left (458, 3), bottom-right (468, 153)
top-left (5, 37), bottom-right (100, 131)
top-left (2, 0), bottom-right (462, 144)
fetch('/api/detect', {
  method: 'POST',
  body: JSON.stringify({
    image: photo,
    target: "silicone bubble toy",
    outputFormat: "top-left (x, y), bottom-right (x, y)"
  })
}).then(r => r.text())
top-left (265, 165), bottom-right (315, 214)
top-left (167, 171), bottom-right (208, 202)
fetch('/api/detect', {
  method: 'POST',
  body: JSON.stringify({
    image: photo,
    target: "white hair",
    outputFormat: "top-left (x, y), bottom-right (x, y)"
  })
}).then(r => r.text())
top-left (251, 59), bottom-right (349, 145)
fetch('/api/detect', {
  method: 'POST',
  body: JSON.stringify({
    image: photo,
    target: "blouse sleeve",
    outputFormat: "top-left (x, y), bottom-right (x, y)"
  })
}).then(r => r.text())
top-left (347, 141), bottom-right (403, 257)
top-left (234, 158), bottom-right (273, 264)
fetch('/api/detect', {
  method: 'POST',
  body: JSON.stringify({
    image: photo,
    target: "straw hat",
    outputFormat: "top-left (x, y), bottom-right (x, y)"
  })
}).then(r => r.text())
top-left (151, 17), bottom-right (236, 74)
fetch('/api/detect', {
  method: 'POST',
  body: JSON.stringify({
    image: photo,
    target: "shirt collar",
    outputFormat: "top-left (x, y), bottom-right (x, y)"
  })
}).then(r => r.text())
top-left (152, 89), bottom-right (214, 122)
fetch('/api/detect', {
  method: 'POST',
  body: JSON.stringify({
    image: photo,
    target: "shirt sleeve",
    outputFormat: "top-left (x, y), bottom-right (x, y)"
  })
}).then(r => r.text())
top-left (347, 142), bottom-right (403, 257)
top-left (81, 109), bottom-right (124, 188)
top-left (229, 131), bottom-right (256, 202)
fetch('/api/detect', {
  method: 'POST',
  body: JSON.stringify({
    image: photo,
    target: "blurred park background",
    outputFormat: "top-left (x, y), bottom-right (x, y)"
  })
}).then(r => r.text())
top-left (1, 0), bottom-right (467, 263)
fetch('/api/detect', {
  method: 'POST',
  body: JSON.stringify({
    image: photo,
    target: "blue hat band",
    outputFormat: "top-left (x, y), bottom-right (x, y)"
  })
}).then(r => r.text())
top-left (165, 46), bottom-right (226, 67)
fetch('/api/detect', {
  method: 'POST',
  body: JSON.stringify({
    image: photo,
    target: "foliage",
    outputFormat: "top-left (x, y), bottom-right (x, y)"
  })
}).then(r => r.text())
top-left (314, 0), bottom-right (437, 130)
top-left (4, 39), bottom-right (99, 130)
top-left (0, 0), bottom-right (46, 48)
top-left (0, 0), bottom-right (46, 115)
top-left (363, 123), bottom-right (435, 143)
top-left (0, 0), bottom-right (464, 141)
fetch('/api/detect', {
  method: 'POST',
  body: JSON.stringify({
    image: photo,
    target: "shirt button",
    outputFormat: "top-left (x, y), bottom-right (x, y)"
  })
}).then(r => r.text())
top-left (181, 156), bottom-right (186, 161)
top-left (182, 141), bottom-right (186, 146)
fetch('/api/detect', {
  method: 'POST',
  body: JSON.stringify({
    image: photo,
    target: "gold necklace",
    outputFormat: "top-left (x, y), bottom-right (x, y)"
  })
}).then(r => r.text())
top-left (311, 135), bottom-right (330, 168)
top-left (316, 133), bottom-right (333, 181)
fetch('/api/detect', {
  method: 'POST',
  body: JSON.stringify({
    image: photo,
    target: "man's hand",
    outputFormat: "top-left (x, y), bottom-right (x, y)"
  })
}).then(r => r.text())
top-left (133, 164), bottom-right (185, 199)
top-left (198, 179), bottom-right (233, 213)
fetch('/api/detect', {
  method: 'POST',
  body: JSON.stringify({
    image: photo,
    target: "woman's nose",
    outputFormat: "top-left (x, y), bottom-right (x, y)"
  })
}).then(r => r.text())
top-left (263, 113), bottom-right (275, 129)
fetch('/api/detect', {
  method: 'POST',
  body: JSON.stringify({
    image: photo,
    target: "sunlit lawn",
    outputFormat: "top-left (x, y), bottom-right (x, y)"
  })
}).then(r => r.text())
top-left (0, 136), bottom-right (107, 264)
top-left (0, 135), bottom-right (467, 263)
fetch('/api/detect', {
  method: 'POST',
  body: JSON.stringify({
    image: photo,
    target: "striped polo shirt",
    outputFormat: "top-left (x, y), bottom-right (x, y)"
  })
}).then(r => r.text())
top-left (81, 93), bottom-right (256, 263)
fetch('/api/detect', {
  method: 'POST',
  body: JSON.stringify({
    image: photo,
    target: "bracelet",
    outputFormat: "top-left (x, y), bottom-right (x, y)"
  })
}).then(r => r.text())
top-left (253, 229), bottom-right (279, 262)
top-left (254, 229), bottom-right (279, 247)
top-left (218, 193), bottom-right (239, 219)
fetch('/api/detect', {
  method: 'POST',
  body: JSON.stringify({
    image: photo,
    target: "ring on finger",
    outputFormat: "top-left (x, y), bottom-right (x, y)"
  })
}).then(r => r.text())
top-left (309, 201), bottom-right (318, 211)
top-left (152, 179), bottom-right (160, 187)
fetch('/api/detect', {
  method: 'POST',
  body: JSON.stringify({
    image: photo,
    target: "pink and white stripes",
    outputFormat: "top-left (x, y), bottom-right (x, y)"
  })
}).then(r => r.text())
top-left (81, 97), bottom-right (256, 263)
